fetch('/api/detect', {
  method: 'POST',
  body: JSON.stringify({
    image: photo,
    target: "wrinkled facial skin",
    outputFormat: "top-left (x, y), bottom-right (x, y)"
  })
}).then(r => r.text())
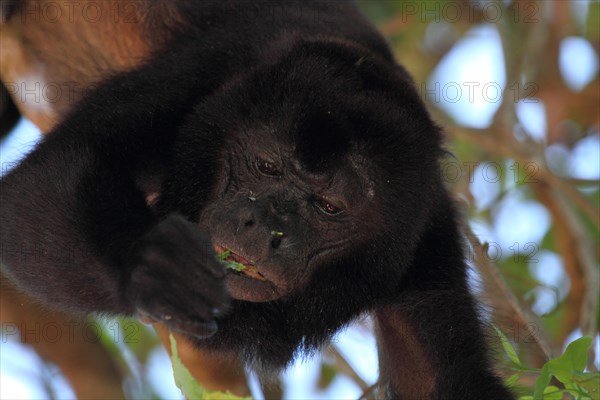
top-left (200, 128), bottom-right (377, 302)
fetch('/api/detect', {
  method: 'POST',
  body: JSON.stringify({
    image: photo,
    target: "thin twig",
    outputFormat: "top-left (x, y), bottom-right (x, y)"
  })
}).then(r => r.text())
top-left (325, 346), bottom-right (369, 391)
top-left (358, 382), bottom-right (379, 400)
top-left (463, 222), bottom-right (554, 360)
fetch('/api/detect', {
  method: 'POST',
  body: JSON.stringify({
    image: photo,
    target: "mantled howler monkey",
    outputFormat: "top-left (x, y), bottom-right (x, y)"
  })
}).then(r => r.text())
top-left (0, 1), bottom-right (514, 398)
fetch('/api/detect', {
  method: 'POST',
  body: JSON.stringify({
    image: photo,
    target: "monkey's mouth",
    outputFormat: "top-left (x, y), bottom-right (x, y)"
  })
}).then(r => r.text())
top-left (214, 244), bottom-right (267, 281)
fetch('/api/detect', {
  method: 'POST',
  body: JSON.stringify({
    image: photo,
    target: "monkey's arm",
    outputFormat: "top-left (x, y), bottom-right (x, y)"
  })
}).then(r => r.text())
top-left (375, 202), bottom-right (515, 400)
top-left (0, 48), bottom-right (222, 315)
top-left (375, 293), bottom-right (514, 399)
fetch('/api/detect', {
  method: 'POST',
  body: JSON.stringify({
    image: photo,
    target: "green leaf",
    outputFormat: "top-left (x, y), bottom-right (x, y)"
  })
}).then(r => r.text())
top-left (170, 334), bottom-right (205, 398)
top-left (532, 337), bottom-right (594, 399)
top-left (561, 336), bottom-right (592, 372)
top-left (224, 260), bottom-right (246, 272)
top-left (545, 336), bottom-right (592, 385)
top-left (587, 1), bottom-right (599, 43)
top-left (317, 363), bottom-right (337, 389)
top-left (215, 250), bottom-right (246, 272)
top-left (169, 334), bottom-right (251, 400)
top-left (533, 364), bottom-right (552, 399)
top-left (541, 386), bottom-right (566, 400)
top-left (573, 371), bottom-right (600, 397)
top-left (216, 250), bottom-right (230, 261)
top-left (494, 326), bottom-right (522, 367)
top-left (506, 373), bottom-right (521, 387)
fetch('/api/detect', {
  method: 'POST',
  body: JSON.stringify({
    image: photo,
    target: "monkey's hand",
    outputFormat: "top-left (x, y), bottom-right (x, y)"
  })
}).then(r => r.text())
top-left (127, 214), bottom-right (230, 339)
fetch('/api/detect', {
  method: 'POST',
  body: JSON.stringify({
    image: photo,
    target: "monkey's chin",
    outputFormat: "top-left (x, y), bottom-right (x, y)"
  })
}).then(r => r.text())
top-left (225, 270), bottom-right (283, 302)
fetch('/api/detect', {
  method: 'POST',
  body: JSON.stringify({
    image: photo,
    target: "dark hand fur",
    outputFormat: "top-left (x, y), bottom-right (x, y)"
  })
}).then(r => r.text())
top-left (0, 1), bottom-right (514, 398)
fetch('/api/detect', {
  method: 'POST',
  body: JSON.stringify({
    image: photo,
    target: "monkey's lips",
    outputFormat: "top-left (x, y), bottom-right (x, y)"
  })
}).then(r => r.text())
top-left (214, 244), bottom-right (281, 302)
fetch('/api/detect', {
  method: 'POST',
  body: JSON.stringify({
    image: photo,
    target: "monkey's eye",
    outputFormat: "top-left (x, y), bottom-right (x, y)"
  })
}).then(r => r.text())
top-left (256, 157), bottom-right (281, 177)
top-left (315, 198), bottom-right (344, 216)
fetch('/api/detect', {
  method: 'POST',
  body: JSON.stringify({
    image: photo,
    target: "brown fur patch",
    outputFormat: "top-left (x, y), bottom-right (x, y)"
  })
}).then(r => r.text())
top-left (0, 0), bottom-right (182, 131)
top-left (375, 306), bottom-right (436, 399)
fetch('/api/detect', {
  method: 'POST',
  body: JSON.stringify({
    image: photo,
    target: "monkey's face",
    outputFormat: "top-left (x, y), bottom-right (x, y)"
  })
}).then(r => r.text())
top-left (178, 42), bottom-right (442, 304)
top-left (200, 125), bottom-right (379, 303)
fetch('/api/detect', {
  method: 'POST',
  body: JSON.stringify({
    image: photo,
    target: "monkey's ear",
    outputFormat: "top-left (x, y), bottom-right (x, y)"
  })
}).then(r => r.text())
top-left (0, 0), bottom-right (17, 24)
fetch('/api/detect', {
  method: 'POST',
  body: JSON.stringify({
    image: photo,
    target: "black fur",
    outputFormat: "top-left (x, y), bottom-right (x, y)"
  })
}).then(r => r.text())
top-left (0, 81), bottom-right (20, 138)
top-left (0, 0), bottom-right (16, 23)
top-left (0, 1), bottom-right (514, 398)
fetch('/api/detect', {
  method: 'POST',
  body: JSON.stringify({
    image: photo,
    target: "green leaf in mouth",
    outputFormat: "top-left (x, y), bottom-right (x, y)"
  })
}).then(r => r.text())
top-left (216, 249), bottom-right (246, 271)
